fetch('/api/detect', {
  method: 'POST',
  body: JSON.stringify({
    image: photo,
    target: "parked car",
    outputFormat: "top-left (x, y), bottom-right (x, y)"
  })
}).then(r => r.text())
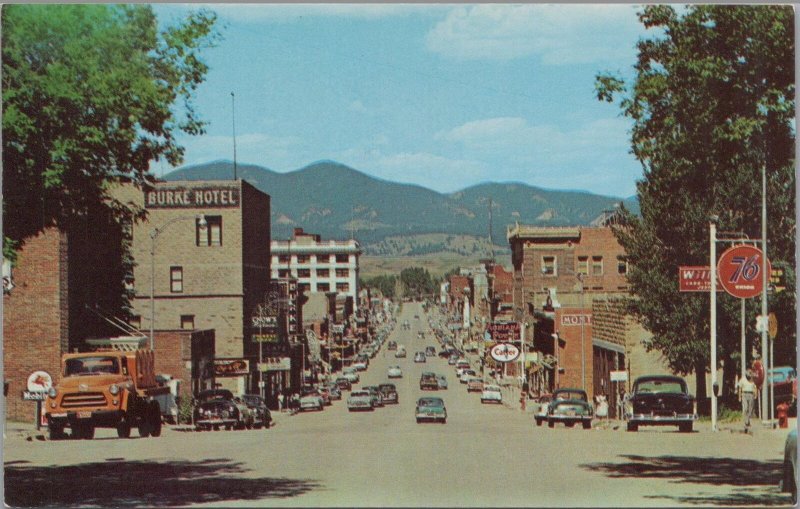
top-left (317, 387), bottom-right (334, 406)
top-left (387, 341), bottom-right (398, 351)
top-left (533, 394), bottom-right (553, 426)
top-left (395, 347), bottom-right (407, 358)
top-left (194, 389), bottom-right (252, 431)
top-left (448, 355), bottom-right (459, 366)
top-left (347, 390), bottom-right (374, 411)
top-left (781, 428), bottom-right (797, 504)
top-left (425, 346), bottom-right (436, 357)
top-left (460, 369), bottom-right (477, 384)
top-left (387, 365), bottom-right (403, 378)
top-left (625, 375), bottom-right (696, 432)
top-left (481, 384), bottom-right (502, 404)
top-left (325, 383), bottom-right (343, 400)
top-left (242, 394), bottom-right (272, 429)
top-left (416, 397), bottom-right (447, 424)
top-left (379, 383), bottom-right (399, 405)
top-left (362, 386), bottom-right (384, 407)
top-left (467, 376), bottom-right (484, 393)
top-left (420, 372), bottom-right (440, 391)
top-left (335, 377), bottom-right (352, 391)
top-left (769, 366), bottom-right (798, 413)
top-left (455, 361), bottom-right (471, 377)
top-left (299, 391), bottom-right (325, 412)
top-left (343, 367), bottom-right (360, 383)
top-left (546, 388), bottom-right (594, 429)
top-left (436, 375), bottom-right (448, 390)
top-left (414, 352), bottom-right (427, 363)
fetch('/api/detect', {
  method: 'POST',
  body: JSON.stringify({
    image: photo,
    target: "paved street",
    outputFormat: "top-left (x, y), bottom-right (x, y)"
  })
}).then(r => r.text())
top-left (4, 302), bottom-right (794, 507)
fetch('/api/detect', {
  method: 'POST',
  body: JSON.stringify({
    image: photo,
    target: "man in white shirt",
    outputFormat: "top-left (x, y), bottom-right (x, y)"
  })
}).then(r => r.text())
top-left (737, 370), bottom-right (758, 431)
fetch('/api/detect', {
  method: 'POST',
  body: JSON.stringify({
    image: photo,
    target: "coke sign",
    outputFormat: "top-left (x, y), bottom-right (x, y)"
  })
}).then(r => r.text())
top-left (717, 245), bottom-right (771, 299)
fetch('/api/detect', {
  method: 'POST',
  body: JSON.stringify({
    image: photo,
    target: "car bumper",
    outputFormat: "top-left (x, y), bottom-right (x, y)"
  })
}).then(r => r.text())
top-left (47, 409), bottom-right (123, 427)
top-left (347, 403), bottom-right (372, 410)
top-left (481, 396), bottom-right (502, 402)
top-left (549, 414), bottom-right (592, 422)
top-left (196, 417), bottom-right (238, 428)
top-left (627, 413), bottom-right (697, 424)
top-left (416, 412), bottom-right (446, 421)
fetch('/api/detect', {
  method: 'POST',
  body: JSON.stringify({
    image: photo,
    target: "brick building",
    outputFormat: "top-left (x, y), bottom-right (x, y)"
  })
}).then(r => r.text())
top-left (506, 223), bottom-right (629, 400)
top-left (127, 180), bottom-right (271, 394)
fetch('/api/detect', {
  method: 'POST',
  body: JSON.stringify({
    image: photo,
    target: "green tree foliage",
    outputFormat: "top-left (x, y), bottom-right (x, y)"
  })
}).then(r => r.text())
top-left (596, 5), bottom-right (795, 402)
top-left (2, 4), bottom-right (218, 262)
top-left (361, 275), bottom-right (397, 300)
top-left (399, 267), bottom-right (437, 299)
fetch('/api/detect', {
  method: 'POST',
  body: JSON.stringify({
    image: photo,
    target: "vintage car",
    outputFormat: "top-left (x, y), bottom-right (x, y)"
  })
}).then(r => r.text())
top-left (317, 387), bottom-right (334, 406)
top-left (455, 361), bottom-right (471, 377)
top-left (325, 383), bottom-right (343, 400)
top-left (194, 389), bottom-right (252, 431)
top-left (625, 375), bottom-right (696, 432)
top-left (769, 366), bottom-right (798, 413)
top-left (335, 377), bottom-right (352, 391)
top-left (379, 383), bottom-right (399, 404)
top-left (420, 372), bottom-right (439, 391)
top-left (395, 347), bottom-right (407, 358)
top-left (342, 367), bottom-right (360, 383)
top-left (481, 384), bottom-right (502, 404)
top-left (414, 351), bottom-right (427, 363)
top-left (242, 394), bottom-right (272, 429)
top-left (546, 388), bottom-right (593, 429)
top-left (436, 375), bottom-right (448, 390)
top-left (459, 369), bottom-right (477, 384)
top-left (387, 365), bottom-right (403, 379)
top-left (416, 397), bottom-right (447, 424)
top-left (781, 428), bottom-right (797, 504)
top-left (299, 390), bottom-right (325, 412)
top-left (387, 341), bottom-right (398, 351)
top-left (425, 346), bottom-right (436, 357)
top-left (533, 394), bottom-right (553, 426)
top-left (467, 376), bottom-right (484, 393)
top-left (363, 385), bottom-right (384, 407)
top-left (347, 390), bottom-right (374, 411)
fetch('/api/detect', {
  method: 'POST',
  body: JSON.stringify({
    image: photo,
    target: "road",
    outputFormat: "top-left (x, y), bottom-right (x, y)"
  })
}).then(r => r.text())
top-left (4, 302), bottom-right (794, 507)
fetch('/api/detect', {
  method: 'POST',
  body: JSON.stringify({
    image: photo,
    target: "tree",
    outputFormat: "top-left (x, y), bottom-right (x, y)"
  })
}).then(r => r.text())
top-left (596, 5), bottom-right (795, 404)
top-left (2, 4), bottom-right (219, 262)
top-left (362, 275), bottom-right (397, 300)
top-left (399, 267), bottom-right (436, 300)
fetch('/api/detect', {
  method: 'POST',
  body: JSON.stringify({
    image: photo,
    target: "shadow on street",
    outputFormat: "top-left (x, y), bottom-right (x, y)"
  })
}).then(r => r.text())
top-left (5, 457), bottom-right (322, 507)
top-left (581, 454), bottom-right (790, 506)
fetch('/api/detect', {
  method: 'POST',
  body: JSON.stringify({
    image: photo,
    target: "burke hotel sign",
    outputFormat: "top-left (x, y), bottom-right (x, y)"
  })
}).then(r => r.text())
top-left (146, 186), bottom-right (240, 209)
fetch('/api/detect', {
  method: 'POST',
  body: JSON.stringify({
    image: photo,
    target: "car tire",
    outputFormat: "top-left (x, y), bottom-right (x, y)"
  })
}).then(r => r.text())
top-left (547, 420), bottom-right (554, 428)
top-left (566, 422), bottom-right (575, 428)
top-left (678, 422), bottom-right (692, 433)
top-left (535, 418), bottom-right (543, 427)
top-left (627, 422), bottom-right (638, 432)
top-left (117, 416), bottom-right (132, 439)
top-left (583, 421), bottom-right (592, 430)
top-left (416, 418), bottom-right (421, 423)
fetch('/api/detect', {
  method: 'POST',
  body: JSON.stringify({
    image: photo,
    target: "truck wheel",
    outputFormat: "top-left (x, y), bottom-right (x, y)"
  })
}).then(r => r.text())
top-left (117, 416), bottom-right (132, 439)
top-left (150, 403), bottom-right (162, 437)
top-left (138, 416), bottom-right (152, 438)
top-left (627, 422), bottom-right (638, 432)
top-left (82, 425), bottom-right (95, 440)
top-left (48, 425), bottom-right (65, 440)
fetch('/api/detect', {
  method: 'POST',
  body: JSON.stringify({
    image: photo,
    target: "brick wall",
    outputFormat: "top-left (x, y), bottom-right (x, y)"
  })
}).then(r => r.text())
top-left (554, 307), bottom-right (594, 398)
top-left (3, 228), bottom-right (68, 423)
top-left (153, 329), bottom-right (215, 399)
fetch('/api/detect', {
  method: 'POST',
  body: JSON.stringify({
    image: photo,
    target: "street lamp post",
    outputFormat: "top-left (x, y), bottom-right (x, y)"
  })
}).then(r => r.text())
top-left (149, 214), bottom-right (206, 351)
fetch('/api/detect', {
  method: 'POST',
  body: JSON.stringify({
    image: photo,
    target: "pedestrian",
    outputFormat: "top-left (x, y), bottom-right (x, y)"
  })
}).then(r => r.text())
top-left (278, 392), bottom-right (284, 413)
top-left (737, 370), bottom-right (758, 431)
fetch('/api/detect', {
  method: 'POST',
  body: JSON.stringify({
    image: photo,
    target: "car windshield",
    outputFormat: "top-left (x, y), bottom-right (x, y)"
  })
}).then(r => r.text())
top-left (418, 398), bottom-right (444, 408)
top-left (199, 390), bottom-right (234, 402)
top-left (351, 391), bottom-right (370, 397)
top-left (485, 385), bottom-right (500, 392)
top-left (555, 390), bottom-right (587, 401)
top-left (635, 379), bottom-right (686, 394)
top-left (64, 356), bottom-right (120, 376)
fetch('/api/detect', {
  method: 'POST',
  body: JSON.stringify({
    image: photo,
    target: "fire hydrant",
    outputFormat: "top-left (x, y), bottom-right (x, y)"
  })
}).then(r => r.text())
top-left (777, 402), bottom-right (789, 428)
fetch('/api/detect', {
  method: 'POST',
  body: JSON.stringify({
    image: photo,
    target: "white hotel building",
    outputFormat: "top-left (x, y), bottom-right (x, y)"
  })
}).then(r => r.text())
top-left (270, 229), bottom-right (361, 311)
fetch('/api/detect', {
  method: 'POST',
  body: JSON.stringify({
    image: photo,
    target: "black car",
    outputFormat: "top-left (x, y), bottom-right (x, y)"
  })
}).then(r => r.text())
top-left (242, 394), bottom-right (272, 429)
top-left (625, 375), bottom-right (696, 432)
top-left (379, 383), bottom-right (399, 404)
top-left (425, 346), bottom-right (436, 357)
top-left (193, 389), bottom-right (252, 431)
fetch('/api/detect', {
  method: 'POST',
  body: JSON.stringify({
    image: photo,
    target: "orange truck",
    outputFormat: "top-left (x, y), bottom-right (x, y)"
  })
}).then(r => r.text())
top-left (44, 339), bottom-right (169, 440)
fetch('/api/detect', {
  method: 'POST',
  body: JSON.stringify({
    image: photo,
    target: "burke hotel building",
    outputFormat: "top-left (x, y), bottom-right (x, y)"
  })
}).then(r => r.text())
top-left (270, 228), bottom-right (360, 311)
top-left (128, 180), bottom-right (270, 392)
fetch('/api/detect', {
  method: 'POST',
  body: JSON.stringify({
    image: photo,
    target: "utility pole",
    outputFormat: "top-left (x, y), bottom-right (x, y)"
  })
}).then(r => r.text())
top-left (709, 216), bottom-right (718, 432)
top-left (231, 91), bottom-right (238, 181)
top-left (760, 163), bottom-right (770, 425)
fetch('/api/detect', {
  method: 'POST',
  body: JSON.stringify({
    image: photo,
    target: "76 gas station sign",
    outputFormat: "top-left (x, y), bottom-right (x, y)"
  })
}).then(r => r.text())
top-left (717, 245), bottom-right (771, 299)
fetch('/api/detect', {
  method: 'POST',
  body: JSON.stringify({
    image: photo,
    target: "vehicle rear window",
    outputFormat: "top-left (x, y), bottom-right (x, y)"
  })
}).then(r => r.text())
top-left (635, 380), bottom-right (685, 394)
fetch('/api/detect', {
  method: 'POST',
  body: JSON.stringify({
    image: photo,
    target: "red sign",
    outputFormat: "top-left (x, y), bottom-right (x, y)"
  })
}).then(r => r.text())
top-left (560, 314), bottom-right (591, 326)
top-left (717, 245), bottom-right (771, 299)
top-left (212, 359), bottom-right (250, 377)
top-left (487, 322), bottom-right (521, 342)
top-left (678, 266), bottom-right (724, 292)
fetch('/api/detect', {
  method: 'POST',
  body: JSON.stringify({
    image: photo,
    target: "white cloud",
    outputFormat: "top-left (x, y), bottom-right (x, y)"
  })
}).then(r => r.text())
top-left (426, 4), bottom-right (644, 64)
top-left (348, 100), bottom-right (370, 114)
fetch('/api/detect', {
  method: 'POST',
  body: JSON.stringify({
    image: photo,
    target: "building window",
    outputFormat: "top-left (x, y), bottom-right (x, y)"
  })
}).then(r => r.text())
top-left (298, 283), bottom-right (310, 293)
top-left (336, 282), bottom-right (350, 292)
top-left (317, 268), bottom-right (330, 278)
top-left (197, 216), bottom-right (222, 246)
top-left (335, 254), bottom-right (349, 263)
top-left (181, 315), bottom-right (195, 330)
top-left (297, 254), bottom-right (310, 264)
top-left (129, 315), bottom-right (141, 329)
top-left (542, 256), bottom-right (557, 276)
top-left (592, 256), bottom-right (603, 276)
top-left (335, 268), bottom-right (349, 278)
top-left (278, 255), bottom-right (289, 263)
top-left (297, 268), bottom-right (311, 278)
top-left (170, 266), bottom-right (183, 293)
top-left (317, 282), bottom-right (330, 292)
top-left (278, 269), bottom-right (289, 278)
top-left (577, 256), bottom-right (589, 275)
top-left (618, 259), bottom-right (628, 275)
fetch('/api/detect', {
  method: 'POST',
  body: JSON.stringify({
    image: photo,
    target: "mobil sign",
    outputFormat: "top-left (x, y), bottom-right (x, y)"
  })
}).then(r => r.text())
top-left (717, 245), bottom-right (771, 299)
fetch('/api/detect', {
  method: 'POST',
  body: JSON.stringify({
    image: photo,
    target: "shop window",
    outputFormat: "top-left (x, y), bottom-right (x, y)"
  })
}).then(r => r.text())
top-left (181, 315), bottom-right (195, 330)
top-left (542, 256), bottom-right (557, 276)
top-left (298, 283), bottom-right (310, 293)
top-left (577, 256), bottom-right (589, 275)
top-left (197, 216), bottom-right (222, 246)
top-left (317, 282), bottom-right (330, 292)
top-left (592, 256), bottom-right (603, 276)
top-left (335, 268), bottom-right (349, 278)
top-left (618, 259), bottom-right (628, 275)
top-left (170, 266), bottom-right (183, 293)
top-left (317, 268), bottom-right (330, 278)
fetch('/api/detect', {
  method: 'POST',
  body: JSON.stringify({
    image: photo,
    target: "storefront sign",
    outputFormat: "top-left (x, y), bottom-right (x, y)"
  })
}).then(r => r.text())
top-left (26, 371), bottom-right (53, 393)
top-left (717, 245), bottom-right (771, 299)
top-left (252, 333), bottom-right (279, 343)
top-left (610, 370), bottom-right (628, 382)
top-left (487, 321), bottom-right (521, 342)
top-left (560, 314), bottom-right (592, 326)
top-left (258, 357), bottom-right (291, 372)
top-left (252, 316), bottom-right (277, 328)
top-left (490, 343), bottom-right (520, 363)
top-left (212, 359), bottom-right (249, 377)
top-left (331, 324), bottom-right (345, 334)
top-left (678, 266), bottom-right (723, 292)
top-left (145, 186), bottom-right (240, 209)
top-left (22, 391), bottom-right (47, 401)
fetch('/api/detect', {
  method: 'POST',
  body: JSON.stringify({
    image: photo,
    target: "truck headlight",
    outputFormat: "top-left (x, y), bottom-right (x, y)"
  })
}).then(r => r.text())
top-left (48, 387), bottom-right (57, 398)
top-left (109, 384), bottom-right (120, 395)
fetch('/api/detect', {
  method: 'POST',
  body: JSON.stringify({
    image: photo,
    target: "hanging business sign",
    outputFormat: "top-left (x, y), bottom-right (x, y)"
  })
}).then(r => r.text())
top-left (490, 343), bottom-right (520, 363)
top-left (487, 321), bottom-right (520, 342)
top-left (717, 245), bottom-right (771, 299)
top-left (560, 314), bottom-right (592, 326)
top-left (678, 266), bottom-right (724, 292)
top-left (212, 359), bottom-right (249, 377)
top-left (258, 357), bottom-right (291, 372)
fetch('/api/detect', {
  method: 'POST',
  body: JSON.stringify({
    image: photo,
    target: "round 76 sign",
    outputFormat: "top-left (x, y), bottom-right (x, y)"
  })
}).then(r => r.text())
top-left (717, 245), bottom-right (771, 299)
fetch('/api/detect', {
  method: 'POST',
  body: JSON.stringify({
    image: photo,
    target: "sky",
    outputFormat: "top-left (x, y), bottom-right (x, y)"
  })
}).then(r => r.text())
top-left (154, 4), bottom-right (653, 197)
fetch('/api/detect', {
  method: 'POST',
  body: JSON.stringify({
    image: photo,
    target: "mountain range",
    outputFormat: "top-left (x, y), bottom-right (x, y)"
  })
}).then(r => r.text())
top-left (164, 160), bottom-right (638, 251)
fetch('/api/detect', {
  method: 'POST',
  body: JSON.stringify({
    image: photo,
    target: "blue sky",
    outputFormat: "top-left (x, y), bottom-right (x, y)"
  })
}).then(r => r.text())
top-left (154, 4), bottom-right (651, 197)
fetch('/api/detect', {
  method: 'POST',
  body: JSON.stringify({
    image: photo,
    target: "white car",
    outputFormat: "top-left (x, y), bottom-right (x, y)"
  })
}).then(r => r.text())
top-left (347, 390), bottom-right (374, 411)
top-left (395, 347), bottom-right (407, 358)
top-left (342, 367), bottom-right (360, 383)
top-left (299, 393), bottom-right (324, 411)
top-left (481, 384), bottom-right (502, 404)
top-left (353, 360), bottom-right (368, 371)
top-left (387, 365), bottom-right (403, 378)
top-left (455, 361), bottom-right (471, 377)
top-left (459, 369), bottom-right (477, 383)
